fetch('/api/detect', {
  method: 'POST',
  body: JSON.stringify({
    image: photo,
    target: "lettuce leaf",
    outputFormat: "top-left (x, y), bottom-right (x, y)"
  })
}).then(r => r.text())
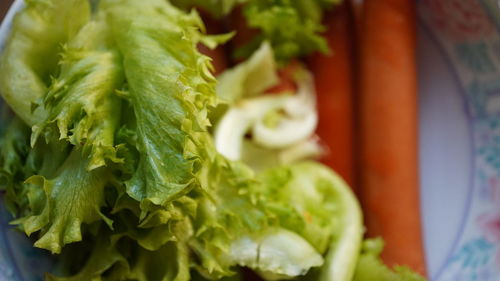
top-left (353, 239), bottom-right (426, 281)
top-left (0, 117), bottom-right (31, 215)
top-left (191, 160), bottom-right (363, 280)
top-left (0, 118), bottom-right (69, 217)
top-left (31, 18), bottom-right (125, 171)
top-left (49, 228), bottom-right (191, 281)
top-left (46, 230), bottom-right (129, 281)
top-left (172, 0), bottom-right (340, 62)
top-left (126, 241), bottom-right (191, 281)
top-left (105, 0), bottom-right (217, 210)
top-left (0, 0), bottom-right (91, 125)
top-left (236, 0), bottom-right (339, 62)
top-left (258, 162), bottom-right (363, 281)
top-left (14, 148), bottom-right (114, 254)
top-left (227, 228), bottom-right (324, 280)
top-left (171, 0), bottom-right (245, 18)
top-left (188, 157), bottom-right (270, 278)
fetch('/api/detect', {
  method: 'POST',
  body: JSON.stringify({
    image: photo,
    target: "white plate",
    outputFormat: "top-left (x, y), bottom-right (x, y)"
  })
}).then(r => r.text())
top-left (1, 0), bottom-right (500, 280)
top-left (418, 0), bottom-right (500, 280)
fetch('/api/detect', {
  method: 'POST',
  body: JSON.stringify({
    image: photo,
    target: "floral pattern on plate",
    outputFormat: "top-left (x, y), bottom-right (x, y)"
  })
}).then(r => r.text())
top-left (419, 0), bottom-right (500, 280)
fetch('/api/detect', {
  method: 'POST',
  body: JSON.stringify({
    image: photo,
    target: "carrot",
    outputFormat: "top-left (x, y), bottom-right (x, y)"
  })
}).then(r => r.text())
top-left (307, 3), bottom-right (355, 188)
top-left (358, 0), bottom-right (426, 275)
top-left (350, 0), bottom-right (364, 31)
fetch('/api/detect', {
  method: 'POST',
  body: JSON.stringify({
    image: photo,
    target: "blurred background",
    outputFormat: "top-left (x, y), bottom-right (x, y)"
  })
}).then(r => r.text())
top-left (1, 0), bottom-right (13, 19)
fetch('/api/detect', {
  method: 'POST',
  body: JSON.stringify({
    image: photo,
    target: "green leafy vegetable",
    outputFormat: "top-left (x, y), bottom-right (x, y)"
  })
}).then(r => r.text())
top-left (46, 231), bottom-right (128, 281)
top-left (188, 157), bottom-right (270, 278)
top-left (126, 241), bottom-right (191, 281)
top-left (105, 0), bottom-right (217, 210)
top-left (171, 0), bottom-right (340, 62)
top-left (258, 162), bottom-right (363, 281)
top-left (0, 117), bottom-right (31, 215)
top-left (171, 0), bottom-right (245, 18)
top-left (0, 0), bottom-right (91, 125)
top-left (237, 0), bottom-right (340, 62)
top-left (353, 239), bottom-right (427, 281)
top-left (31, 18), bottom-right (124, 171)
top-left (15, 148), bottom-right (114, 254)
top-left (228, 228), bottom-right (324, 280)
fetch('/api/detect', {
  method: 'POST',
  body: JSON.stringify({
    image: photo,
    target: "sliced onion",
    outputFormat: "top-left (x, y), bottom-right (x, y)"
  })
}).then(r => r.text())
top-left (215, 67), bottom-right (320, 160)
top-left (252, 69), bottom-right (317, 149)
top-left (215, 95), bottom-right (289, 160)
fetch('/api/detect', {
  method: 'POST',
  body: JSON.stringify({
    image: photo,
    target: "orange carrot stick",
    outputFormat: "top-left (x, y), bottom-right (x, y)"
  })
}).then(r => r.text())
top-left (350, 0), bottom-right (364, 30)
top-left (308, 3), bottom-right (355, 188)
top-left (358, 0), bottom-right (426, 275)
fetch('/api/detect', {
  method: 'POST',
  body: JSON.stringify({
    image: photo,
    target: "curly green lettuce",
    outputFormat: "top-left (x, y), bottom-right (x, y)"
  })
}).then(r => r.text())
top-left (171, 0), bottom-right (245, 18)
top-left (0, 0), bottom-right (91, 126)
top-left (172, 0), bottom-right (340, 62)
top-left (104, 0), bottom-right (218, 211)
top-left (0, 117), bottom-right (31, 215)
top-left (353, 239), bottom-right (427, 281)
top-left (31, 18), bottom-right (124, 171)
top-left (236, 0), bottom-right (341, 62)
top-left (14, 148), bottom-right (114, 254)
